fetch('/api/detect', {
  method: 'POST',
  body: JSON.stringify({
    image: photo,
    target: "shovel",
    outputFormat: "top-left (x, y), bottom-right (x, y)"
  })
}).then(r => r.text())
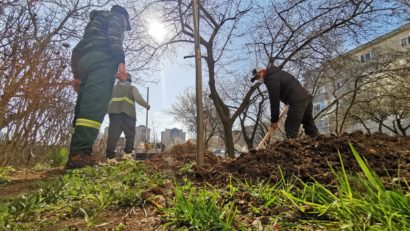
top-left (135, 87), bottom-right (150, 160)
top-left (256, 127), bottom-right (275, 150)
top-left (254, 106), bottom-right (288, 152)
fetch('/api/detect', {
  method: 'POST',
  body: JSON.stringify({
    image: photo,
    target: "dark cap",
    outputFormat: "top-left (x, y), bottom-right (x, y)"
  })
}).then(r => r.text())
top-left (111, 5), bottom-right (131, 31)
top-left (250, 69), bottom-right (257, 82)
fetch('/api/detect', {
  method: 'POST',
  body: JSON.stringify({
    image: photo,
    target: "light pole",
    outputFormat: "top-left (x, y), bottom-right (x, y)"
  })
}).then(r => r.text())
top-left (192, 0), bottom-right (204, 169)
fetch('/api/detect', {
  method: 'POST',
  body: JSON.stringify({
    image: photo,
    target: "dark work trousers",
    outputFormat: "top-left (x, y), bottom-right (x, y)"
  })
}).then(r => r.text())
top-left (70, 51), bottom-right (117, 156)
top-left (285, 97), bottom-right (319, 138)
top-left (106, 113), bottom-right (136, 158)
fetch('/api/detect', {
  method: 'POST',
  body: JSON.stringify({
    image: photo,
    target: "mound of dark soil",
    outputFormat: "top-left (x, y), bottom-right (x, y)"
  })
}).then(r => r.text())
top-left (147, 132), bottom-right (410, 185)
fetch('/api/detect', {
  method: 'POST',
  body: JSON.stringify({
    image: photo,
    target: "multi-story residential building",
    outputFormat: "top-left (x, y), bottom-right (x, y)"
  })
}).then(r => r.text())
top-left (161, 128), bottom-right (186, 148)
top-left (135, 125), bottom-right (151, 147)
top-left (306, 22), bottom-right (410, 135)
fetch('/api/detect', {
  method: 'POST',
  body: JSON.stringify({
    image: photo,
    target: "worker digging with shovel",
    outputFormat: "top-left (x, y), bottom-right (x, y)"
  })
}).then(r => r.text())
top-left (251, 65), bottom-right (319, 143)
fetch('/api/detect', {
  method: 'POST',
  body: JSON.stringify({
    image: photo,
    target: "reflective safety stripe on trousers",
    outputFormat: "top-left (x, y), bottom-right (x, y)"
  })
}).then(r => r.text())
top-left (110, 97), bottom-right (135, 106)
top-left (75, 118), bottom-right (101, 130)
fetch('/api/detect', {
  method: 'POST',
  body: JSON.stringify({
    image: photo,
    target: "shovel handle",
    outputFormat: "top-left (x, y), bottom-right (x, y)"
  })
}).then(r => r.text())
top-left (145, 87), bottom-right (149, 153)
top-left (255, 105), bottom-right (288, 151)
top-left (256, 127), bottom-right (274, 150)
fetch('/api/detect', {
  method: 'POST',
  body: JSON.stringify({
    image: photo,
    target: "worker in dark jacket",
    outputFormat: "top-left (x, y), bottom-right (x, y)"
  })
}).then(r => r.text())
top-left (66, 5), bottom-right (132, 169)
top-left (106, 73), bottom-right (150, 163)
top-left (252, 66), bottom-right (319, 138)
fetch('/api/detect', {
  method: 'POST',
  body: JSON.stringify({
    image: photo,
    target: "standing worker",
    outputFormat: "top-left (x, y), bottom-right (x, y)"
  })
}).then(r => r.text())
top-left (105, 73), bottom-right (150, 163)
top-left (251, 66), bottom-right (319, 138)
top-left (66, 5), bottom-right (132, 169)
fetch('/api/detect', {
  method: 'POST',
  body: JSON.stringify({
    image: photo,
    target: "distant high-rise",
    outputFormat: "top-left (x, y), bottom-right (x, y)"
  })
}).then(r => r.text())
top-left (161, 128), bottom-right (186, 148)
top-left (135, 125), bottom-right (150, 146)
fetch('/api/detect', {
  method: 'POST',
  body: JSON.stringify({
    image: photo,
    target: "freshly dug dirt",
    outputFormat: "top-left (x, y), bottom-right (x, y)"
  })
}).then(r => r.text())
top-left (147, 132), bottom-right (410, 185)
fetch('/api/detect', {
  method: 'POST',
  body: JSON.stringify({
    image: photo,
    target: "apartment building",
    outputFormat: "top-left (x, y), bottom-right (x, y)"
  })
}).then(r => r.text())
top-left (135, 125), bottom-right (151, 146)
top-left (161, 128), bottom-right (186, 149)
top-left (306, 22), bottom-right (410, 135)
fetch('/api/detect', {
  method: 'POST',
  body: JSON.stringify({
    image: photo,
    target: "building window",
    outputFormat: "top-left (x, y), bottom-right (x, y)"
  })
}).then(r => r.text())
top-left (314, 100), bottom-right (327, 112)
top-left (318, 119), bottom-right (328, 128)
top-left (401, 36), bottom-right (410, 47)
top-left (360, 52), bottom-right (373, 62)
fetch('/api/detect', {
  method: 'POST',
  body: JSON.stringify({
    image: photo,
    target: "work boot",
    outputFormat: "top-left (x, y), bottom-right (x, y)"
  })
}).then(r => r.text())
top-left (65, 152), bottom-right (94, 170)
top-left (101, 150), bottom-right (118, 165)
top-left (121, 153), bottom-right (134, 161)
top-left (106, 157), bottom-right (118, 165)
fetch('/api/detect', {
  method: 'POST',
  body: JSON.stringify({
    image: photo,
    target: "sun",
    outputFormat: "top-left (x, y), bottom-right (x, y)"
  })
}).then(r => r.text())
top-left (148, 21), bottom-right (167, 43)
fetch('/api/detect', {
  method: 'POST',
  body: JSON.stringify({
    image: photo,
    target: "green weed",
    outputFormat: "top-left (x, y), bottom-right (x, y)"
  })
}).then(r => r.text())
top-left (0, 166), bottom-right (14, 185)
top-left (276, 144), bottom-right (410, 230)
top-left (50, 148), bottom-right (69, 167)
top-left (239, 179), bottom-right (282, 209)
top-left (178, 162), bottom-right (195, 175)
top-left (163, 180), bottom-right (238, 230)
top-left (1, 161), bottom-right (163, 230)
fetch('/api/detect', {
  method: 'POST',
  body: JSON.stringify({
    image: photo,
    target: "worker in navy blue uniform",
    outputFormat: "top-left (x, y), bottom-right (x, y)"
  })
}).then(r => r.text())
top-left (251, 66), bottom-right (319, 138)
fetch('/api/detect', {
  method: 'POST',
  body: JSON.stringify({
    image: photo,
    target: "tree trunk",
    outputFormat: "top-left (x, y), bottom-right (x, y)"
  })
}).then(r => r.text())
top-left (378, 120), bottom-right (383, 133)
top-left (396, 119), bottom-right (407, 136)
top-left (339, 78), bottom-right (359, 133)
top-left (240, 115), bottom-right (254, 151)
top-left (222, 122), bottom-right (235, 158)
top-left (206, 54), bottom-right (235, 157)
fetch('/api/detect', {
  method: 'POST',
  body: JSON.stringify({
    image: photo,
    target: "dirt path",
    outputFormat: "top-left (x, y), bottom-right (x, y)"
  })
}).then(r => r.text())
top-left (0, 168), bottom-right (65, 198)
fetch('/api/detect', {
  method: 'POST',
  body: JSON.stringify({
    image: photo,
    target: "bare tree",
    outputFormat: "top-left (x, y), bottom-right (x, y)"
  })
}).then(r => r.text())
top-left (0, 0), bottom-right (166, 165)
top-left (350, 50), bottom-right (410, 136)
top-left (168, 88), bottom-right (221, 150)
top-left (143, 0), bottom-right (403, 156)
top-left (249, 0), bottom-right (406, 137)
top-left (250, 0), bottom-right (406, 67)
top-left (149, 0), bottom-right (270, 157)
top-left (0, 1), bottom-right (109, 165)
top-left (222, 76), bottom-right (270, 151)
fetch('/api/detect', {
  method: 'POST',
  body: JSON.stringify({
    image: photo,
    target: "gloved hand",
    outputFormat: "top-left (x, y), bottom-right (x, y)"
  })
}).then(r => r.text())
top-left (72, 79), bottom-right (81, 93)
top-left (147, 105), bottom-right (151, 110)
top-left (271, 122), bottom-right (278, 130)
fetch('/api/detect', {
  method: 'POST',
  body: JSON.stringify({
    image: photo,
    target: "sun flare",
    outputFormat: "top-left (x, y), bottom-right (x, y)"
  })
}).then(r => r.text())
top-left (148, 21), bottom-right (167, 43)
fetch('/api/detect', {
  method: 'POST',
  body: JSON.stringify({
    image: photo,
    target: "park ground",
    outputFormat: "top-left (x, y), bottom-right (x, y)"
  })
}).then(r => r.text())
top-left (1, 131), bottom-right (409, 230)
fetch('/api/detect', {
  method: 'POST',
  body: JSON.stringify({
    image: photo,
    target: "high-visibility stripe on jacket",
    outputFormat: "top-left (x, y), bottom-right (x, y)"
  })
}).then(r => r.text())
top-left (111, 97), bottom-right (135, 106)
top-left (75, 118), bottom-right (101, 130)
top-left (108, 81), bottom-right (148, 119)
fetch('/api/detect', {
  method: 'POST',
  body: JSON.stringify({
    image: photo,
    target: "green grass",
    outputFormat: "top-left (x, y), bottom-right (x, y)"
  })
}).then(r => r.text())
top-left (1, 145), bottom-right (409, 230)
top-left (162, 180), bottom-right (239, 230)
top-left (228, 144), bottom-right (410, 230)
top-left (276, 145), bottom-right (410, 230)
top-left (0, 166), bottom-right (14, 185)
top-left (0, 161), bottom-right (164, 230)
top-left (50, 148), bottom-right (69, 167)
